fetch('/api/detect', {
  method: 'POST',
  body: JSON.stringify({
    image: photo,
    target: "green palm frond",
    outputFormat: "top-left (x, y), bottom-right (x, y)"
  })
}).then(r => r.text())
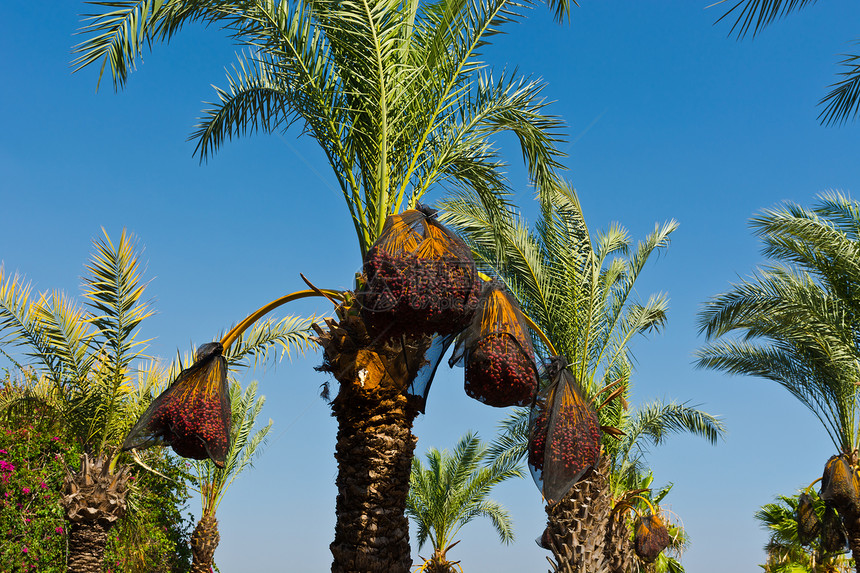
top-left (714, 0), bottom-right (819, 39)
top-left (191, 379), bottom-right (272, 515)
top-left (0, 270), bottom-right (64, 383)
top-left (224, 314), bottom-right (319, 370)
top-left (72, 0), bottom-right (567, 255)
top-left (698, 193), bottom-right (860, 454)
top-left (406, 432), bottom-right (522, 554)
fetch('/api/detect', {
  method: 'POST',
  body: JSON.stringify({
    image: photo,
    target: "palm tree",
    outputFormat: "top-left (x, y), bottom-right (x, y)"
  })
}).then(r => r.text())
top-left (443, 181), bottom-right (724, 572)
top-left (0, 230), bottom-right (312, 573)
top-left (713, 0), bottom-right (860, 126)
top-left (71, 1), bottom-right (568, 570)
top-left (697, 191), bottom-right (860, 572)
top-left (182, 379), bottom-right (272, 573)
top-left (406, 432), bottom-right (522, 573)
top-left (755, 491), bottom-right (852, 573)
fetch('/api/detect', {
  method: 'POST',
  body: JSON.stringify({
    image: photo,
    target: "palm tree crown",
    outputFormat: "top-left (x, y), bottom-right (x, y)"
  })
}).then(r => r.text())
top-left (73, 0), bottom-right (566, 255)
top-left (697, 191), bottom-right (860, 455)
top-left (406, 431), bottom-right (522, 571)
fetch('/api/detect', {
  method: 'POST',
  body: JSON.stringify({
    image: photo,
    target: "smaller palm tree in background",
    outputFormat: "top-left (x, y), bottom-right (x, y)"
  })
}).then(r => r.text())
top-left (697, 191), bottom-right (860, 572)
top-left (185, 379), bottom-right (272, 573)
top-left (756, 490), bottom-right (852, 573)
top-left (406, 432), bottom-right (522, 573)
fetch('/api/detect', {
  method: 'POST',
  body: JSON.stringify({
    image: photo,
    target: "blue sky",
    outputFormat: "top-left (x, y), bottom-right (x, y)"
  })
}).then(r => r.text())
top-left (3, 1), bottom-right (860, 571)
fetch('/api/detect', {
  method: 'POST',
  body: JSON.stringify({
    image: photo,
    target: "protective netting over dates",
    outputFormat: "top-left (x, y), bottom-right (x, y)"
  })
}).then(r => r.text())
top-left (449, 281), bottom-right (538, 407)
top-left (821, 454), bottom-right (860, 510)
top-left (633, 513), bottom-right (671, 563)
top-left (527, 357), bottom-right (601, 504)
top-left (123, 342), bottom-right (231, 467)
top-left (358, 207), bottom-right (480, 339)
top-left (797, 492), bottom-right (820, 546)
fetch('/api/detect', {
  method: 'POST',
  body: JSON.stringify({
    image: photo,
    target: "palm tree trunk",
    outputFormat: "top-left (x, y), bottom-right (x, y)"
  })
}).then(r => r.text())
top-left (66, 522), bottom-right (110, 573)
top-left (315, 313), bottom-right (431, 573)
top-left (190, 514), bottom-right (220, 573)
top-left (837, 506), bottom-right (860, 573)
top-left (544, 456), bottom-right (630, 573)
top-left (61, 453), bottom-right (131, 573)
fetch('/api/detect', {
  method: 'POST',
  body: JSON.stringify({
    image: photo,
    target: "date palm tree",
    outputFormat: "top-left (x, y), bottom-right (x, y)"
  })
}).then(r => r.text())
top-left (713, 0), bottom-right (860, 125)
top-left (443, 181), bottom-right (724, 572)
top-left (756, 491), bottom-right (851, 573)
top-left (0, 230), bottom-right (313, 573)
top-left (183, 379), bottom-right (272, 573)
top-left (406, 432), bottom-right (522, 573)
top-left (697, 191), bottom-right (860, 572)
top-left (71, 1), bottom-right (569, 570)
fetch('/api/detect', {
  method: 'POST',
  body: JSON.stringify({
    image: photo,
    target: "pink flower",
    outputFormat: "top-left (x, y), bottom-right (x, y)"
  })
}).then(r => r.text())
top-left (38, 482), bottom-right (46, 489)
top-left (0, 449), bottom-right (7, 454)
top-left (24, 518), bottom-right (30, 523)
top-left (21, 547), bottom-right (28, 554)
top-left (50, 437), bottom-right (60, 442)
top-left (21, 487), bottom-right (30, 494)
top-left (55, 526), bottom-right (64, 534)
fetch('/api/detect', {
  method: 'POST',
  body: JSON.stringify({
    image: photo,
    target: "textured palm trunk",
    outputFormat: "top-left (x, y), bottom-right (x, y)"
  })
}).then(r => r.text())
top-left (61, 452), bottom-right (131, 573)
top-left (836, 505), bottom-right (860, 573)
top-left (66, 521), bottom-right (110, 573)
top-left (190, 514), bottom-right (220, 573)
top-left (544, 456), bottom-right (636, 573)
top-left (315, 313), bottom-right (431, 573)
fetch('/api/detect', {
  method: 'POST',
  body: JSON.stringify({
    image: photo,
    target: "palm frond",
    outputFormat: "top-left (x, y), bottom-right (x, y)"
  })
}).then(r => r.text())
top-left (819, 49), bottom-right (860, 127)
top-left (714, 0), bottom-right (819, 39)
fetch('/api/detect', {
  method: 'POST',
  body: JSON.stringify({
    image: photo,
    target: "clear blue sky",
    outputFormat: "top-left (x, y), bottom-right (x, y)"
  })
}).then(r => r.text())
top-left (2, 1), bottom-right (860, 571)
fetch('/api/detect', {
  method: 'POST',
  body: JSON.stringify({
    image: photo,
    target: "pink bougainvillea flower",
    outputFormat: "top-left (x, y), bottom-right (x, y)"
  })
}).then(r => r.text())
top-left (38, 481), bottom-right (46, 489)
top-left (21, 487), bottom-right (30, 494)
top-left (22, 547), bottom-right (28, 554)
top-left (24, 518), bottom-right (30, 523)
top-left (0, 448), bottom-right (7, 454)
top-left (50, 437), bottom-right (59, 441)
top-left (55, 526), bottom-right (64, 534)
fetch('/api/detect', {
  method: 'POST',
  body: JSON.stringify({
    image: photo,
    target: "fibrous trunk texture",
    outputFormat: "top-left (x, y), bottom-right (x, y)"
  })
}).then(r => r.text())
top-left (66, 521), bottom-right (109, 573)
top-left (61, 452), bottom-right (131, 573)
top-left (190, 514), bottom-right (220, 573)
top-left (315, 313), bottom-right (430, 573)
top-left (544, 457), bottom-right (636, 573)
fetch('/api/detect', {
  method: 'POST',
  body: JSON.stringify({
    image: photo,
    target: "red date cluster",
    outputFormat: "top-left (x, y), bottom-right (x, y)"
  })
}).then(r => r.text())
top-left (464, 333), bottom-right (537, 407)
top-left (528, 396), bottom-right (601, 485)
top-left (634, 514), bottom-right (671, 563)
top-left (150, 389), bottom-right (229, 463)
top-left (361, 247), bottom-right (480, 338)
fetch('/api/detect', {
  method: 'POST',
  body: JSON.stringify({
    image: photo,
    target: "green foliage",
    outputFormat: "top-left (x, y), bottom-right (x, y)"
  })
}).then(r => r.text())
top-left (697, 191), bottom-right (860, 454)
top-left (406, 432), bottom-right (522, 561)
top-left (0, 413), bottom-right (74, 573)
top-left (190, 379), bottom-right (272, 517)
top-left (72, 0), bottom-right (567, 255)
top-left (714, 0), bottom-right (860, 126)
top-left (755, 490), bottom-right (852, 572)
top-left (103, 450), bottom-right (194, 573)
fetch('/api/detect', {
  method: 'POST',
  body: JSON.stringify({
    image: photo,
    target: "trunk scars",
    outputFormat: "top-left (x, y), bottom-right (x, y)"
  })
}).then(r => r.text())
top-left (315, 309), bottom-right (429, 573)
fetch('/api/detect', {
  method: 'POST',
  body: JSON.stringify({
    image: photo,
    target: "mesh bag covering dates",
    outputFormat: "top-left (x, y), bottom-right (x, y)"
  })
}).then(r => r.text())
top-left (449, 281), bottom-right (538, 407)
top-left (821, 454), bottom-right (860, 510)
top-left (633, 513), bottom-right (671, 563)
top-left (527, 357), bottom-right (601, 504)
top-left (796, 491), bottom-right (820, 546)
top-left (358, 207), bottom-right (480, 339)
top-left (821, 503), bottom-right (848, 553)
top-left (123, 342), bottom-right (231, 467)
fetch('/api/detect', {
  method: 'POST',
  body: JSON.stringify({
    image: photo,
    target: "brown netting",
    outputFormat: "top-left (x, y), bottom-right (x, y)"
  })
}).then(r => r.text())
top-left (449, 281), bottom-right (538, 407)
top-left (821, 454), bottom-right (860, 511)
top-left (358, 207), bottom-right (480, 339)
top-left (797, 491), bottom-right (820, 546)
top-left (123, 342), bottom-right (231, 467)
top-left (527, 357), bottom-right (602, 504)
top-left (633, 513), bottom-right (671, 563)
top-left (821, 503), bottom-right (848, 554)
